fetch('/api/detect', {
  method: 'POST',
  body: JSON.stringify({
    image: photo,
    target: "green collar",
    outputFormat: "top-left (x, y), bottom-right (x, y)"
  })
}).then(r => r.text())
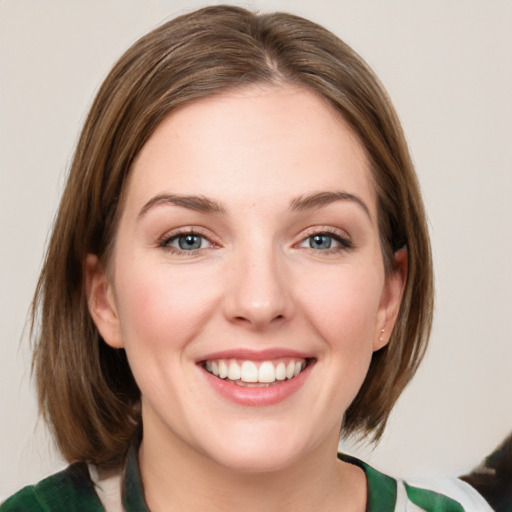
top-left (122, 444), bottom-right (150, 512)
top-left (337, 453), bottom-right (397, 512)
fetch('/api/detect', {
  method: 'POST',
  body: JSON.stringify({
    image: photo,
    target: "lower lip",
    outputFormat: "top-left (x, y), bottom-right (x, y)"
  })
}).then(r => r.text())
top-left (200, 362), bottom-right (313, 407)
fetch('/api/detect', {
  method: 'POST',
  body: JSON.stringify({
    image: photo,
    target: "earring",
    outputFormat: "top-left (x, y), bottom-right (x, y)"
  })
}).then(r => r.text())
top-left (379, 328), bottom-right (386, 342)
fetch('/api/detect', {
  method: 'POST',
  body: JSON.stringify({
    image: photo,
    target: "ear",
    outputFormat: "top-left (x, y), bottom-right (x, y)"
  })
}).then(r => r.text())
top-left (373, 248), bottom-right (407, 351)
top-left (85, 254), bottom-right (124, 348)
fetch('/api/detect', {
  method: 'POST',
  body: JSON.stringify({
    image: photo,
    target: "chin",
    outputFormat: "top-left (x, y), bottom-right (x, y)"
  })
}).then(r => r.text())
top-left (199, 423), bottom-right (317, 474)
top-left (212, 447), bottom-right (302, 474)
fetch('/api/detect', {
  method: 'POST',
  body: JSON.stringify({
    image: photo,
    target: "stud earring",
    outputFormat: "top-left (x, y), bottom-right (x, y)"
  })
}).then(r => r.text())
top-left (379, 328), bottom-right (386, 342)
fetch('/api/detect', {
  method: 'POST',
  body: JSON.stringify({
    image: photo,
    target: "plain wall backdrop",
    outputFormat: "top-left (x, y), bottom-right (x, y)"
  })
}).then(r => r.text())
top-left (1, 0), bottom-right (511, 499)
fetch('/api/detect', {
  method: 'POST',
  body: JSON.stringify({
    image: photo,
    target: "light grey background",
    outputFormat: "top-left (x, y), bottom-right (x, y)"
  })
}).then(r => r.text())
top-left (1, 0), bottom-right (511, 499)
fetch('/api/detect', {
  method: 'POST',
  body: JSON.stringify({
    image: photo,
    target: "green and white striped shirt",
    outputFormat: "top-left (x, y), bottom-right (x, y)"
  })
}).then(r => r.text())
top-left (1, 450), bottom-right (493, 511)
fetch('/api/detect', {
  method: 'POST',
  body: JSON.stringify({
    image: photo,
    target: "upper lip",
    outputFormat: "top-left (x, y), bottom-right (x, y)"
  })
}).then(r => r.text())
top-left (196, 348), bottom-right (314, 363)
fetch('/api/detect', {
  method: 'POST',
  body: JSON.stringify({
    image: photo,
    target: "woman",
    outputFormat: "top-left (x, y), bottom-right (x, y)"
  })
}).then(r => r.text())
top-left (0, 5), bottom-right (492, 511)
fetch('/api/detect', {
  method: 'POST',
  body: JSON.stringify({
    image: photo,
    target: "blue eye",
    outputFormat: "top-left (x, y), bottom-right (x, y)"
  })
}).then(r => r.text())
top-left (177, 234), bottom-right (203, 250)
top-left (309, 234), bottom-right (333, 250)
top-left (298, 231), bottom-right (352, 252)
top-left (163, 233), bottom-right (209, 251)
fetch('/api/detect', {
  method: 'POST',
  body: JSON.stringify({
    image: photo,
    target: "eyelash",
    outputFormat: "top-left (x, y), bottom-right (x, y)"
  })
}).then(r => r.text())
top-left (158, 229), bottom-right (217, 256)
top-left (297, 228), bottom-right (354, 254)
top-left (158, 227), bottom-right (353, 256)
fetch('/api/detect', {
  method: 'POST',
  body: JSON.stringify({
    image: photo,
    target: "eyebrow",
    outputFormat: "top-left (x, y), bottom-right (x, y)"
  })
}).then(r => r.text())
top-left (289, 191), bottom-right (372, 220)
top-left (139, 194), bottom-right (226, 217)
top-left (138, 190), bottom-right (371, 220)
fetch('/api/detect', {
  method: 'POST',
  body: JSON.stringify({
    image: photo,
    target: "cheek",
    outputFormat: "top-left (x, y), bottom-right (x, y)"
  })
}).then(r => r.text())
top-left (114, 261), bottom-right (220, 350)
top-left (296, 263), bottom-right (384, 350)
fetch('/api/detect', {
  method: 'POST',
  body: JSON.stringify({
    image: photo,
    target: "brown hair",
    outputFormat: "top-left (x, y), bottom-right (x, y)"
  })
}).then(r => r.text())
top-left (32, 4), bottom-right (433, 466)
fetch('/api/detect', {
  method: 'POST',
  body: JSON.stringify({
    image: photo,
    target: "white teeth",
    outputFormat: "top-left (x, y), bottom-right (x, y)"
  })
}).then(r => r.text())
top-left (240, 361), bottom-right (258, 383)
top-left (204, 358), bottom-right (308, 384)
top-left (218, 360), bottom-right (228, 379)
top-left (227, 360), bottom-right (241, 380)
top-left (258, 362), bottom-right (275, 383)
top-left (286, 361), bottom-right (295, 379)
top-left (275, 362), bottom-right (286, 381)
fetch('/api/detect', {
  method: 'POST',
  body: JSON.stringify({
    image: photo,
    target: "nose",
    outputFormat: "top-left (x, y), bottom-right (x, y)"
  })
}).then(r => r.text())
top-left (222, 244), bottom-right (293, 331)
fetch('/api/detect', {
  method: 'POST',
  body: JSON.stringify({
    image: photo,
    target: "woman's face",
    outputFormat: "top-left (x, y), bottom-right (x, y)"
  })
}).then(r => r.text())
top-left (88, 84), bottom-right (405, 473)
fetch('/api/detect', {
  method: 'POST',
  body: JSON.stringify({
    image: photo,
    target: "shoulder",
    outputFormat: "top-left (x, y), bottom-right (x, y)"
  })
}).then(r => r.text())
top-left (1, 463), bottom-right (104, 512)
top-left (1, 486), bottom-right (41, 512)
top-left (338, 453), bottom-right (493, 511)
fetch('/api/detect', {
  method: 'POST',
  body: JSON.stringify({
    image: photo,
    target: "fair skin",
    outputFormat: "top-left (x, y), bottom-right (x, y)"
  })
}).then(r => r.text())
top-left (87, 84), bottom-right (406, 512)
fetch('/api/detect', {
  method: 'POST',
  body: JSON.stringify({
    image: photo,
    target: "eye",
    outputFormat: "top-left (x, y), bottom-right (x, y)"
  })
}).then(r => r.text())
top-left (160, 231), bottom-right (213, 253)
top-left (298, 230), bottom-right (353, 252)
top-left (308, 234), bottom-right (335, 250)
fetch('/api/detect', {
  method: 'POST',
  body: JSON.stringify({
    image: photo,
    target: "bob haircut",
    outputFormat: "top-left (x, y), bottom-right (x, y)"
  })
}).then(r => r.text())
top-left (32, 4), bottom-right (433, 467)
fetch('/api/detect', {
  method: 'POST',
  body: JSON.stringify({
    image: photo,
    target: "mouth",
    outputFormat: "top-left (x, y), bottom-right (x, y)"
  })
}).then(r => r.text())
top-left (201, 357), bottom-right (313, 387)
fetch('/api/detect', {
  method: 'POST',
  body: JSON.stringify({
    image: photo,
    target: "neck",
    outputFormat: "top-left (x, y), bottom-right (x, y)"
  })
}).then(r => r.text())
top-left (138, 427), bottom-right (366, 512)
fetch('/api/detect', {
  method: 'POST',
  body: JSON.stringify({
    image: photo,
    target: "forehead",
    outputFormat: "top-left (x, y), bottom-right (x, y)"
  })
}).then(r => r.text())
top-left (125, 84), bottom-right (375, 217)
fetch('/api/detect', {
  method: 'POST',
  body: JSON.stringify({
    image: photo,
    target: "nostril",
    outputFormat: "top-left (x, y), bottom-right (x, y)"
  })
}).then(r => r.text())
top-left (231, 313), bottom-right (285, 327)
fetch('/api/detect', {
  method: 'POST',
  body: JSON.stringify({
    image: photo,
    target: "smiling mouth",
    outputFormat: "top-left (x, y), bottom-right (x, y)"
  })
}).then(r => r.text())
top-left (201, 358), bottom-right (312, 387)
